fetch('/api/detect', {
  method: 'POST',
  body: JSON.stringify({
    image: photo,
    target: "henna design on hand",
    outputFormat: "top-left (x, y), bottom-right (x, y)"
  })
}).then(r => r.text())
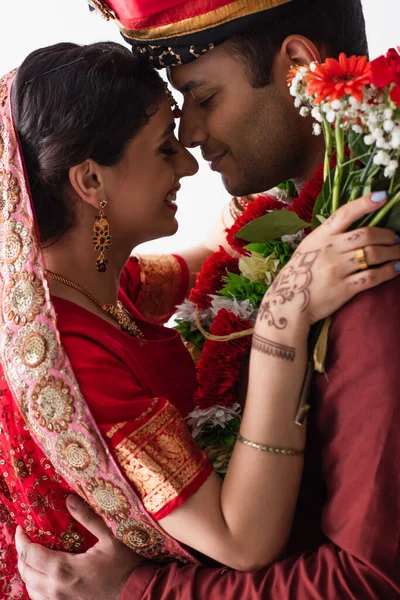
top-left (252, 333), bottom-right (295, 361)
top-left (258, 250), bottom-right (320, 329)
top-left (347, 232), bottom-right (361, 242)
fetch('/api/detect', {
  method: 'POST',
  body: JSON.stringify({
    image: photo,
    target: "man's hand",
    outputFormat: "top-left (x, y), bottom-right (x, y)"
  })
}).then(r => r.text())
top-left (16, 495), bottom-right (143, 600)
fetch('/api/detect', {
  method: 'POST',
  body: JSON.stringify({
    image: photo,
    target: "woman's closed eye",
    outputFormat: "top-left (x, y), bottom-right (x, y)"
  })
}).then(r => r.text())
top-left (159, 143), bottom-right (179, 157)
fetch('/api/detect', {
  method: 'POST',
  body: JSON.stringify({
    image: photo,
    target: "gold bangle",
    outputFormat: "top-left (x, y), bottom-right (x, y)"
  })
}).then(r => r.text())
top-left (236, 433), bottom-right (304, 456)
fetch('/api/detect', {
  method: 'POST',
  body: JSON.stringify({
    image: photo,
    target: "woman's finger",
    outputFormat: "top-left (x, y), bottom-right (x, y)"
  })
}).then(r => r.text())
top-left (321, 191), bottom-right (388, 234)
top-left (339, 245), bottom-right (400, 277)
top-left (346, 260), bottom-right (400, 296)
top-left (334, 227), bottom-right (398, 254)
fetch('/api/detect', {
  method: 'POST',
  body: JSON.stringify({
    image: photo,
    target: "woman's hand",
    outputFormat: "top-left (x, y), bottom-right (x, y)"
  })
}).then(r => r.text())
top-left (259, 192), bottom-right (400, 328)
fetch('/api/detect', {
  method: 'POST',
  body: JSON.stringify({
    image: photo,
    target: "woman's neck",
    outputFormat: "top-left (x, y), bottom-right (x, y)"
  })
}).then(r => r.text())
top-left (42, 224), bottom-right (133, 309)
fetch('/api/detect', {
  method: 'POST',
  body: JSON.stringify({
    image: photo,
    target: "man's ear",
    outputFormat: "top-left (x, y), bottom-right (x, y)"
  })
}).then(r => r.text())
top-left (281, 35), bottom-right (323, 69)
top-left (68, 159), bottom-right (105, 210)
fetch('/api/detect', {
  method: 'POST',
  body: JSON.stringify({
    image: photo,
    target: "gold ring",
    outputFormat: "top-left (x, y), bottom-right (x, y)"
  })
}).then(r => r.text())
top-left (355, 247), bottom-right (368, 270)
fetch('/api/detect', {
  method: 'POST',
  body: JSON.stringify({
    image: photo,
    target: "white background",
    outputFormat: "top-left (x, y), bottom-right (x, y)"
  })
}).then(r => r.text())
top-left (1, 1), bottom-right (399, 254)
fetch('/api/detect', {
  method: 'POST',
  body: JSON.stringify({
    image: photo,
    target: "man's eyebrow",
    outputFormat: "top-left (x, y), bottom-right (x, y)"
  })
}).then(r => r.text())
top-left (157, 121), bottom-right (176, 143)
top-left (176, 79), bottom-right (207, 94)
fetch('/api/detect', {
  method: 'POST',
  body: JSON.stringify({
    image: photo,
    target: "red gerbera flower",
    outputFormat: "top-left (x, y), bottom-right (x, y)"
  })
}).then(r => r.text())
top-left (189, 247), bottom-right (240, 309)
top-left (307, 53), bottom-right (371, 104)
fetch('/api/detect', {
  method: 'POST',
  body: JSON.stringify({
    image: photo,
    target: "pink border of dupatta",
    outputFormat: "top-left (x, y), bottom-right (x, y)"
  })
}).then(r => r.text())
top-left (0, 70), bottom-right (196, 564)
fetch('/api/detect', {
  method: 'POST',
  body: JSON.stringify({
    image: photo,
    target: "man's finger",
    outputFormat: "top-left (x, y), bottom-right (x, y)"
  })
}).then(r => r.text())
top-left (15, 526), bottom-right (30, 560)
top-left (16, 526), bottom-right (65, 575)
top-left (66, 495), bottom-right (112, 542)
top-left (26, 584), bottom-right (50, 600)
top-left (323, 191), bottom-right (388, 234)
top-left (18, 560), bottom-right (50, 597)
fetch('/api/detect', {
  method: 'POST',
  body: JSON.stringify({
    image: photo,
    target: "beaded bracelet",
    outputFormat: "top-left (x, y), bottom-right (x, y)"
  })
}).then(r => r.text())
top-left (236, 433), bottom-right (304, 456)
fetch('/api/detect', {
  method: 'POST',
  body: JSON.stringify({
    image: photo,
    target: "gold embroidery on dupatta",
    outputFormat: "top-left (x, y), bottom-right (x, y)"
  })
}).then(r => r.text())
top-left (60, 526), bottom-right (84, 551)
top-left (114, 400), bottom-right (207, 515)
top-left (85, 477), bottom-right (130, 522)
top-left (31, 376), bottom-right (75, 432)
top-left (4, 271), bottom-right (45, 325)
top-left (0, 170), bottom-right (20, 221)
top-left (135, 254), bottom-right (182, 323)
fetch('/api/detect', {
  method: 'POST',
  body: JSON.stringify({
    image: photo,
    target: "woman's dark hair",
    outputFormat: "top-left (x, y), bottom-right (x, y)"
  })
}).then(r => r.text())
top-left (226, 0), bottom-right (369, 88)
top-left (13, 42), bottom-right (165, 243)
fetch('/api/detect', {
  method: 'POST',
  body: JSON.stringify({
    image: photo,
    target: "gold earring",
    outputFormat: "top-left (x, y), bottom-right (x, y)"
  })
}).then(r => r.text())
top-left (92, 200), bottom-right (112, 272)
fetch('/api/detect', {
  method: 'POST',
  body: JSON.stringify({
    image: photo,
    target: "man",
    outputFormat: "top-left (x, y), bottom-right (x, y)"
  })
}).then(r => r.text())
top-left (17, 0), bottom-right (400, 598)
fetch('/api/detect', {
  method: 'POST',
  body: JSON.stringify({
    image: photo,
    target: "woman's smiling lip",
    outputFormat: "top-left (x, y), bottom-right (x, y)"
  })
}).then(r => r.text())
top-left (164, 184), bottom-right (180, 212)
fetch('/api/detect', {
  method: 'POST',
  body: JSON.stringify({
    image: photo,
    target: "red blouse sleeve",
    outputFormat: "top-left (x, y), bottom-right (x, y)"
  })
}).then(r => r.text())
top-left (119, 255), bottom-right (189, 325)
top-left (61, 332), bottom-right (211, 521)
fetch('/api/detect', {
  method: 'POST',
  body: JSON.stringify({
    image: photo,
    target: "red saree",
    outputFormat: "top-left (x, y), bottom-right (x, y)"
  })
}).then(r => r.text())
top-left (0, 70), bottom-right (211, 599)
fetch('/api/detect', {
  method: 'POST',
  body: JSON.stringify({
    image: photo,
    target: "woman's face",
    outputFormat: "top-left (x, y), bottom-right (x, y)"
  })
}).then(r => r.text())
top-left (100, 98), bottom-right (198, 248)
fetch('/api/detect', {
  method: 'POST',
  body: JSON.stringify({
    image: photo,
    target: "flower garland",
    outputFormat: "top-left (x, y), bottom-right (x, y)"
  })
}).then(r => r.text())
top-left (176, 171), bottom-right (325, 474)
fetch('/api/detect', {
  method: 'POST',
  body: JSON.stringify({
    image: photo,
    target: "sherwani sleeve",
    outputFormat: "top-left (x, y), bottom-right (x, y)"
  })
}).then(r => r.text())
top-left (120, 276), bottom-right (400, 600)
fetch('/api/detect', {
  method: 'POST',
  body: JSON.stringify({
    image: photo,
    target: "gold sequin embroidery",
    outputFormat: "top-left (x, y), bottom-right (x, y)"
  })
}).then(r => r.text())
top-left (31, 376), bottom-right (75, 432)
top-left (135, 254), bottom-right (182, 324)
top-left (4, 271), bottom-right (45, 325)
top-left (114, 399), bottom-right (208, 516)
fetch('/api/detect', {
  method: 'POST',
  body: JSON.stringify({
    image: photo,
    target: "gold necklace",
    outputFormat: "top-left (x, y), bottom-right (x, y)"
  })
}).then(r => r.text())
top-left (45, 270), bottom-right (144, 339)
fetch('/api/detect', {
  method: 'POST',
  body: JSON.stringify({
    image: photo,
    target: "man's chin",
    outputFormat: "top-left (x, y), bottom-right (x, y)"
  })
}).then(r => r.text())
top-left (221, 172), bottom-right (266, 198)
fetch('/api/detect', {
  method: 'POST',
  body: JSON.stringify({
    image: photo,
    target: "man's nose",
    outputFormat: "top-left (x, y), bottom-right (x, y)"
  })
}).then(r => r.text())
top-left (178, 106), bottom-right (208, 149)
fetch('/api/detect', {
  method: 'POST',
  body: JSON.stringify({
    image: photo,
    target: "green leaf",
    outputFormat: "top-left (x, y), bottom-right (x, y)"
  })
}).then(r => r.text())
top-left (235, 210), bottom-right (310, 243)
top-left (348, 131), bottom-right (370, 166)
top-left (385, 200), bottom-right (400, 230)
top-left (245, 239), bottom-right (293, 264)
top-left (219, 271), bottom-right (267, 305)
top-left (174, 320), bottom-right (205, 347)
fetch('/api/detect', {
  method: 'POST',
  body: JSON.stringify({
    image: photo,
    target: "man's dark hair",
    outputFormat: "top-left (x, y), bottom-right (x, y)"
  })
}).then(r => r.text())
top-left (226, 0), bottom-right (369, 88)
top-left (13, 42), bottom-right (165, 243)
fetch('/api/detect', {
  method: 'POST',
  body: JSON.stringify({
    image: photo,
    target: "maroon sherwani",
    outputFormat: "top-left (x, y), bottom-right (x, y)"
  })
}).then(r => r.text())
top-left (120, 275), bottom-right (400, 599)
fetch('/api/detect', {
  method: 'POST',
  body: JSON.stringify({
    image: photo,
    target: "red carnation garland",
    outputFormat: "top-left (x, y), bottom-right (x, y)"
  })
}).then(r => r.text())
top-left (194, 310), bottom-right (253, 409)
top-left (189, 247), bottom-right (240, 309)
top-left (191, 163), bottom-right (328, 414)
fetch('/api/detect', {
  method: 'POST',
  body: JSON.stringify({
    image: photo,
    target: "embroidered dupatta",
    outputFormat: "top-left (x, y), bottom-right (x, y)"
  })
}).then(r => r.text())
top-left (0, 69), bottom-right (198, 597)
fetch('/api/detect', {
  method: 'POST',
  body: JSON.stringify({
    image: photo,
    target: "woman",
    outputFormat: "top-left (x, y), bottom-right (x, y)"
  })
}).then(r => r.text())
top-left (0, 41), bottom-right (399, 598)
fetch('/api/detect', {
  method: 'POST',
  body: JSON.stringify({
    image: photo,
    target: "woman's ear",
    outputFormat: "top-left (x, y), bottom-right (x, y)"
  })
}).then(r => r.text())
top-left (68, 159), bottom-right (105, 210)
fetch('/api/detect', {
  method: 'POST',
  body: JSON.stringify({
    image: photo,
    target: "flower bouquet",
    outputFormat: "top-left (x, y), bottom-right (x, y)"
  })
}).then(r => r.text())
top-left (177, 47), bottom-right (400, 475)
top-left (289, 48), bottom-right (400, 228)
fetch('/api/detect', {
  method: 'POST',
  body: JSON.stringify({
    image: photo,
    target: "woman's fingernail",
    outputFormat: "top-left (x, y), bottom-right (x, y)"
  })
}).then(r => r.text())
top-left (395, 262), bottom-right (400, 271)
top-left (396, 234), bottom-right (400, 244)
top-left (371, 191), bottom-right (388, 203)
